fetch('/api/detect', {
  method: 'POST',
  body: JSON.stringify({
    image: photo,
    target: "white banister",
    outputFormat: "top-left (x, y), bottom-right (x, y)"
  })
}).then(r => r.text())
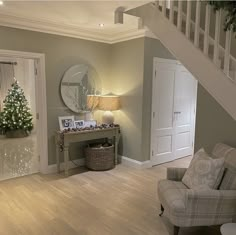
top-left (186, 0), bottom-right (192, 39)
top-left (194, 1), bottom-right (201, 47)
top-left (155, 1), bottom-right (236, 82)
top-left (224, 30), bottom-right (232, 76)
top-left (177, 1), bottom-right (183, 31)
top-left (162, 1), bottom-right (166, 17)
top-left (213, 10), bottom-right (222, 66)
top-left (169, 0), bottom-right (174, 23)
top-left (203, 4), bottom-right (211, 55)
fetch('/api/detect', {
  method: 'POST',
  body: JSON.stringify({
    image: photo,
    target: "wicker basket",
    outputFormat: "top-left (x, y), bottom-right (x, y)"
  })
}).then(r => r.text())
top-left (85, 144), bottom-right (115, 171)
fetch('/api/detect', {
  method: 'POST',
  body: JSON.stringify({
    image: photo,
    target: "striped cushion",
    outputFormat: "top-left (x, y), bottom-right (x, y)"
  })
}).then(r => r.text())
top-left (220, 169), bottom-right (236, 190)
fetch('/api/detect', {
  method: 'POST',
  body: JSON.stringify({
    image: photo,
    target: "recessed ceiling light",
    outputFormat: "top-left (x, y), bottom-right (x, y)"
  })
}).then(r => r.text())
top-left (0, 1), bottom-right (4, 6)
top-left (99, 23), bottom-right (105, 28)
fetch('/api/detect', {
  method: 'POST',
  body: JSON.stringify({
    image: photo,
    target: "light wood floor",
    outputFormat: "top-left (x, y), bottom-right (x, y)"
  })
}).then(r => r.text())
top-left (0, 157), bottom-right (221, 235)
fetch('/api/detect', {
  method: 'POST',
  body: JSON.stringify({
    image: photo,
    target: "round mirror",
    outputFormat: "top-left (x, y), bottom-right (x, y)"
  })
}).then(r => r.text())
top-left (60, 64), bottom-right (101, 113)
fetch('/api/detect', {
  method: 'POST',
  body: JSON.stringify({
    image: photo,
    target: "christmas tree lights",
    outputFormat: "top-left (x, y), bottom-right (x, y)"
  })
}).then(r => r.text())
top-left (0, 80), bottom-right (33, 136)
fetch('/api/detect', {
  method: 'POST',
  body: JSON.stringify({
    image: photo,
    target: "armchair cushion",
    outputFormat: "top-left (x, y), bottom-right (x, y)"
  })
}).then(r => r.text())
top-left (220, 169), bottom-right (236, 190)
top-left (182, 148), bottom-right (224, 189)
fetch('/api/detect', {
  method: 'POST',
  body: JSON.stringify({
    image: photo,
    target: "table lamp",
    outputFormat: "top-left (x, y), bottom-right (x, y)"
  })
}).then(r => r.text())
top-left (98, 95), bottom-right (120, 125)
top-left (86, 95), bottom-right (100, 120)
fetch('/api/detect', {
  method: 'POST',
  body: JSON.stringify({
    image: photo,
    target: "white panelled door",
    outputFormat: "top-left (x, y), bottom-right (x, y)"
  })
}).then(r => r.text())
top-left (151, 58), bottom-right (197, 165)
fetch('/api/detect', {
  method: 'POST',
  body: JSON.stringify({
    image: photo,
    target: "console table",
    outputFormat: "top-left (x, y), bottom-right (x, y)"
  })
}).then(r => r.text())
top-left (55, 127), bottom-right (120, 176)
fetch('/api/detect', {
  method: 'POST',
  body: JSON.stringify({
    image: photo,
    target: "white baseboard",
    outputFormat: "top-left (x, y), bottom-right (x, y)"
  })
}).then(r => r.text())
top-left (44, 156), bottom-right (151, 174)
top-left (121, 156), bottom-right (152, 169)
top-left (46, 158), bottom-right (85, 174)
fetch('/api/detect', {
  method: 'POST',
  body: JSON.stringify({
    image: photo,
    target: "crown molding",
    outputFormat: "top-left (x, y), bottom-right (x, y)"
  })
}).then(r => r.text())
top-left (0, 13), bottom-right (151, 44)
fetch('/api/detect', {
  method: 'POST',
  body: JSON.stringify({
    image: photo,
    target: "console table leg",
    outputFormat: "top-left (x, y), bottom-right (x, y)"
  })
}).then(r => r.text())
top-left (56, 145), bottom-right (60, 173)
top-left (64, 146), bottom-right (69, 176)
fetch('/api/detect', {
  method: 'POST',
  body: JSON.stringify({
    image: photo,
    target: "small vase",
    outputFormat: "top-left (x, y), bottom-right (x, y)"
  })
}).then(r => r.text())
top-left (6, 129), bottom-right (29, 138)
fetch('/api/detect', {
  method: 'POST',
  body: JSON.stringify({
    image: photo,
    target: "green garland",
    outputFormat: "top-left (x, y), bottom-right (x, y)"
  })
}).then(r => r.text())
top-left (207, 1), bottom-right (236, 32)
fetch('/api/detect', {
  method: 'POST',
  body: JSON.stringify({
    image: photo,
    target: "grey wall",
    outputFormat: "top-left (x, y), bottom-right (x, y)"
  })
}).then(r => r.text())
top-left (0, 26), bottom-right (111, 165)
top-left (110, 38), bottom-right (145, 161)
top-left (195, 85), bottom-right (236, 153)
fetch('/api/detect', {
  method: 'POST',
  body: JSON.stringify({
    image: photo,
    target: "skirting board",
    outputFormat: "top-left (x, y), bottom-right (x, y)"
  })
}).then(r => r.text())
top-left (46, 156), bottom-right (151, 174)
top-left (46, 158), bottom-right (85, 174)
top-left (121, 156), bottom-right (152, 169)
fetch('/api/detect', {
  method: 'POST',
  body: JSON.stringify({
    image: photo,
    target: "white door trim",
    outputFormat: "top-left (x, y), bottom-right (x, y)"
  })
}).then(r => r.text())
top-left (0, 49), bottom-right (48, 174)
top-left (150, 57), bottom-right (197, 165)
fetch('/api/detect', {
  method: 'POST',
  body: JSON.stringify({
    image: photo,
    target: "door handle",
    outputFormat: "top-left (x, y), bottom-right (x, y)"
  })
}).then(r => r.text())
top-left (173, 111), bottom-right (181, 123)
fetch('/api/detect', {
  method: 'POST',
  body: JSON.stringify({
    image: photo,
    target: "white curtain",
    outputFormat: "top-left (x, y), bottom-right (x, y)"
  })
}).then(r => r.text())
top-left (0, 64), bottom-right (14, 111)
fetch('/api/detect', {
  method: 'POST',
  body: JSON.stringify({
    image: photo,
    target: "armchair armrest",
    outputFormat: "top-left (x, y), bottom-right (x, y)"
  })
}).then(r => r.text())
top-left (185, 189), bottom-right (236, 215)
top-left (167, 167), bottom-right (187, 181)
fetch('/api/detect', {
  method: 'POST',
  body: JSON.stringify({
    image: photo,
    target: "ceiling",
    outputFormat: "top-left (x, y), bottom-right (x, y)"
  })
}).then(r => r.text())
top-left (0, 0), bottom-right (154, 43)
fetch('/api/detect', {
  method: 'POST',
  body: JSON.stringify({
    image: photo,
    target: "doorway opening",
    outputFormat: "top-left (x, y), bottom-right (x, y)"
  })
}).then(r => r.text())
top-left (150, 58), bottom-right (198, 166)
top-left (0, 57), bottom-right (39, 180)
top-left (0, 50), bottom-right (48, 178)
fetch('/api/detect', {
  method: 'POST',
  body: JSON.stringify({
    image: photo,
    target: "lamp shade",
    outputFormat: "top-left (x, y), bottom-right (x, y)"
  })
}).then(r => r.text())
top-left (98, 95), bottom-right (121, 111)
top-left (87, 95), bottom-right (100, 110)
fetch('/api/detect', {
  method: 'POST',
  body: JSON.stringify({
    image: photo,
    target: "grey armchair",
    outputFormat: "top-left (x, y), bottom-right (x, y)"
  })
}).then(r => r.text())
top-left (157, 143), bottom-right (236, 235)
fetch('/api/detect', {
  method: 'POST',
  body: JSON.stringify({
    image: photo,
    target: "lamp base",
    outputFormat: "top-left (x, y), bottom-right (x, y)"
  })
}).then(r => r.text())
top-left (85, 111), bottom-right (94, 121)
top-left (102, 111), bottom-right (114, 125)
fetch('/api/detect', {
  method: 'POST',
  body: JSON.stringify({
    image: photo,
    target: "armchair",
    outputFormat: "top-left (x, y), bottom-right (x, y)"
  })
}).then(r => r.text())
top-left (157, 143), bottom-right (236, 235)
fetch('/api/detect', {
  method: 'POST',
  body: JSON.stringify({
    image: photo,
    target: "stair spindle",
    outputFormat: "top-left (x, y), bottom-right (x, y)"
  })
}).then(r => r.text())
top-left (162, 1), bottom-right (166, 17)
top-left (224, 30), bottom-right (232, 77)
top-left (203, 4), bottom-right (211, 55)
top-left (155, 0), bottom-right (159, 9)
top-left (169, 0), bottom-right (174, 23)
top-left (177, 1), bottom-right (183, 31)
top-left (194, 1), bottom-right (201, 48)
top-left (213, 10), bottom-right (222, 66)
top-left (186, 1), bottom-right (192, 39)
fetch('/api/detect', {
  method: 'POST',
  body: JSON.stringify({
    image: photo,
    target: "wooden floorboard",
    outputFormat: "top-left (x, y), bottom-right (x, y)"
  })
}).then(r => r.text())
top-left (0, 157), bottom-right (221, 235)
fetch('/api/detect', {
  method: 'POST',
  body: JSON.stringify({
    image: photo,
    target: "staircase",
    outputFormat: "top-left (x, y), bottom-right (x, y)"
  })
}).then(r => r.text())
top-left (126, 0), bottom-right (236, 120)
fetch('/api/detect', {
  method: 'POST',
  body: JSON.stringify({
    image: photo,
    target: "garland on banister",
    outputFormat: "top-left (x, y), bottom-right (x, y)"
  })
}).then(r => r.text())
top-left (207, 1), bottom-right (236, 33)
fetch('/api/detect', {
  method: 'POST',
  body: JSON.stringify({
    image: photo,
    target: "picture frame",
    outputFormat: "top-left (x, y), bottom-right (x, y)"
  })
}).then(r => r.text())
top-left (74, 120), bottom-right (85, 129)
top-left (58, 116), bottom-right (75, 130)
top-left (83, 120), bottom-right (97, 128)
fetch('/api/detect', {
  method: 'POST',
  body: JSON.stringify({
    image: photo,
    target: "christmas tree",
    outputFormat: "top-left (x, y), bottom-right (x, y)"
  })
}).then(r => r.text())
top-left (0, 80), bottom-right (33, 135)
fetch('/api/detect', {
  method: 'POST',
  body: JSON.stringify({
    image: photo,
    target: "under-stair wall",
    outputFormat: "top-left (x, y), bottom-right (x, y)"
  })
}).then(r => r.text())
top-left (126, 1), bottom-right (236, 120)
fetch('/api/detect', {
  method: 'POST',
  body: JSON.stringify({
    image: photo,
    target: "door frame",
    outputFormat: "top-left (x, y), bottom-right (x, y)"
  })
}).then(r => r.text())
top-left (0, 49), bottom-right (48, 174)
top-left (150, 57), bottom-right (198, 165)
